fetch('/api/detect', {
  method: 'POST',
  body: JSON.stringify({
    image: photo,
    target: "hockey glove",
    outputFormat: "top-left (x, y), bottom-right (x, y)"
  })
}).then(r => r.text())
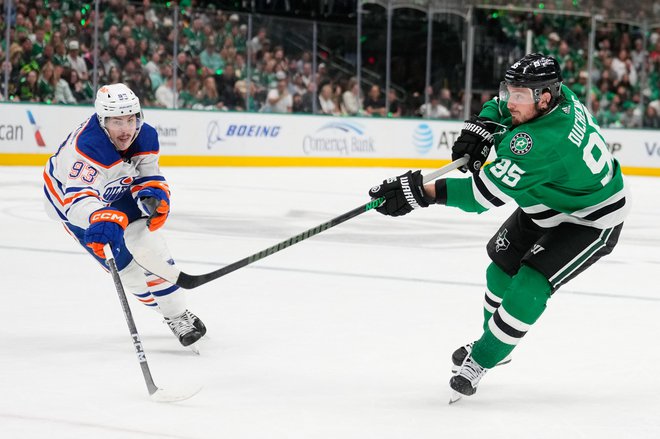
top-left (137, 186), bottom-right (170, 231)
top-left (84, 208), bottom-right (128, 258)
top-left (368, 170), bottom-right (434, 217)
top-left (452, 115), bottom-right (496, 174)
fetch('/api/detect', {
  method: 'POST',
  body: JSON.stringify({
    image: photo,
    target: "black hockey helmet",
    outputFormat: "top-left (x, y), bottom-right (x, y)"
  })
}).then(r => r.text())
top-left (503, 53), bottom-right (563, 106)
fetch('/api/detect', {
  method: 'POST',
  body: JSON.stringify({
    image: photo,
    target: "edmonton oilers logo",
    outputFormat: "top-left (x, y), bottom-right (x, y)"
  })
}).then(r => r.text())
top-left (413, 123), bottom-right (434, 155)
top-left (510, 132), bottom-right (533, 155)
top-left (102, 176), bottom-right (134, 202)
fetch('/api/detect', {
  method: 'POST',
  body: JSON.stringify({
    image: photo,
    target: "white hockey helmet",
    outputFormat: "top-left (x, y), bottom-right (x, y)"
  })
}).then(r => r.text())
top-left (95, 83), bottom-right (143, 132)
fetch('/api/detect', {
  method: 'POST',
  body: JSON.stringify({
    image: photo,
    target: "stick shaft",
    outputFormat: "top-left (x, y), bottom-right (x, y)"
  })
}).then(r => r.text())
top-left (177, 198), bottom-right (379, 288)
top-left (175, 157), bottom-right (467, 289)
top-left (103, 244), bottom-right (160, 396)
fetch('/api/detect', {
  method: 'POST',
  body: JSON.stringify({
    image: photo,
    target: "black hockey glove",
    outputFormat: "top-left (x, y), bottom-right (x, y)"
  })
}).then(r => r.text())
top-left (452, 115), bottom-right (496, 174)
top-left (368, 170), bottom-right (434, 217)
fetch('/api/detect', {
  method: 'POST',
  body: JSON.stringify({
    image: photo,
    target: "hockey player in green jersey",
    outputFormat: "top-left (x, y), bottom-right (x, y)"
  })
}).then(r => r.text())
top-left (367, 53), bottom-right (629, 402)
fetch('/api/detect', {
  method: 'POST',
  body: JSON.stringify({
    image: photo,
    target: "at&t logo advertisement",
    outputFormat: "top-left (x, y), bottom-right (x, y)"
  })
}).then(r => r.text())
top-left (411, 121), bottom-right (464, 156)
top-left (413, 123), bottom-right (434, 154)
top-left (302, 121), bottom-right (375, 156)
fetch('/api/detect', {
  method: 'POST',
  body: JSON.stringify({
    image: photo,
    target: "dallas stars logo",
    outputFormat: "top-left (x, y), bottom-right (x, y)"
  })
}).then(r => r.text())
top-left (495, 229), bottom-right (510, 252)
top-left (510, 132), bottom-right (533, 155)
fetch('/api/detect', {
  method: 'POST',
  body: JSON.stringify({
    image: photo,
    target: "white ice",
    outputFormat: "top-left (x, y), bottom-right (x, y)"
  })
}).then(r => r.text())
top-left (1, 166), bottom-right (658, 439)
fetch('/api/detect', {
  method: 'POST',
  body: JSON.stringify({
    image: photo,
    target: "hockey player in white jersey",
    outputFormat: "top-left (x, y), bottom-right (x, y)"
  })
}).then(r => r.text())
top-left (43, 83), bottom-right (206, 349)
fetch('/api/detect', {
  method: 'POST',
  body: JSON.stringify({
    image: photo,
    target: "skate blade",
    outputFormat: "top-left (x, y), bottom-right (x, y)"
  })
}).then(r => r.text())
top-left (187, 343), bottom-right (200, 355)
top-left (448, 391), bottom-right (463, 405)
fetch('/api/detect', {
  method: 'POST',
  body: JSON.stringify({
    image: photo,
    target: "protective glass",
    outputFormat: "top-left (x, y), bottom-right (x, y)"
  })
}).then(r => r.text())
top-left (499, 82), bottom-right (536, 104)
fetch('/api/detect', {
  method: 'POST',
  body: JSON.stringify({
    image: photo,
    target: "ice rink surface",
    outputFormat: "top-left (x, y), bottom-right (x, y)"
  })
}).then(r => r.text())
top-left (1, 165), bottom-right (658, 439)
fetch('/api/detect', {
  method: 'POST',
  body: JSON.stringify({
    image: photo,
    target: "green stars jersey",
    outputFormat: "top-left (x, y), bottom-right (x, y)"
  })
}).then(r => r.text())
top-left (444, 85), bottom-right (629, 229)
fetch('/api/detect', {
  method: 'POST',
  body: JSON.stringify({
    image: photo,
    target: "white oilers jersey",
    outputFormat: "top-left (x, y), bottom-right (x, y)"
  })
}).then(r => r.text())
top-left (43, 114), bottom-right (166, 229)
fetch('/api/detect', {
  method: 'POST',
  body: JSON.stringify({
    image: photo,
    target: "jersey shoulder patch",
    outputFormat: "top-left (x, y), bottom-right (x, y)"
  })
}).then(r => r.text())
top-left (131, 123), bottom-right (160, 155)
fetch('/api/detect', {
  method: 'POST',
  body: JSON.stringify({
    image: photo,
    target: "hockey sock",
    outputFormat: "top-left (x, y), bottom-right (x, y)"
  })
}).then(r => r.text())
top-left (119, 259), bottom-right (158, 308)
top-left (124, 220), bottom-right (186, 317)
top-left (483, 262), bottom-right (513, 331)
top-left (146, 260), bottom-right (187, 317)
top-left (153, 287), bottom-right (187, 318)
top-left (472, 265), bottom-right (551, 369)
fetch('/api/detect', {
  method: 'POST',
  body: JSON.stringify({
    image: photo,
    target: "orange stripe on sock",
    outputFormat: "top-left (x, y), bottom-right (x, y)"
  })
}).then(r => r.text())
top-left (147, 278), bottom-right (166, 287)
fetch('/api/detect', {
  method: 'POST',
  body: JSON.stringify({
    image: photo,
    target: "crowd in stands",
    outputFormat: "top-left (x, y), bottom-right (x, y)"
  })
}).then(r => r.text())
top-left (494, 11), bottom-right (660, 128)
top-left (1, 0), bottom-right (659, 128)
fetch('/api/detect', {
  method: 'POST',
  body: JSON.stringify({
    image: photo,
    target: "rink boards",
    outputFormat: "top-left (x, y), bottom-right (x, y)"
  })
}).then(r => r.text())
top-left (0, 102), bottom-right (658, 175)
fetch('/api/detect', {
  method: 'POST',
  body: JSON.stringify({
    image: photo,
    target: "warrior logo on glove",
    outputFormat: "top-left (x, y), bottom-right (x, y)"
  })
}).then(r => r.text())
top-left (368, 170), bottom-right (435, 217)
top-left (452, 115), bottom-right (499, 174)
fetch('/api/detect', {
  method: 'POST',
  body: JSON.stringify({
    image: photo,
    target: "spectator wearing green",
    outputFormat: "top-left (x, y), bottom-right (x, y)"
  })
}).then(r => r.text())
top-left (18, 37), bottom-right (36, 66)
top-left (538, 32), bottom-right (561, 58)
top-left (179, 78), bottom-right (202, 109)
top-left (14, 13), bottom-right (30, 38)
top-left (35, 41), bottom-right (55, 66)
top-left (234, 24), bottom-right (248, 55)
top-left (48, 6), bottom-right (63, 28)
top-left (569, 71), bottom-right (593, 103)
top-left (31, 28), bottom-right (47, 57)
top-left (37, 61), bottom-right (57, 103)
top-left (601, 101), bottom-right (623, 128)
top-left (131, 13), bottom-right (151, 42)
top-left (18, 69), bottom-right (40, 102)
top-left (51, 41), bottom-right (66, 67)
top-left (620, 101), bottom-right (642, 128)
top-left (198, 76), bottom-right (221, 110)
top-left (102, 8), bottom-right (121, 32)
top-left (256, 58), bottom-right (277, 91)
top-left (183, 17), bottom-right (205, 56)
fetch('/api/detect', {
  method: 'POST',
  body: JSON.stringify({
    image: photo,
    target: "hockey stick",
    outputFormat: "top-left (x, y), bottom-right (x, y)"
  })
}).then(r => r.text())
top-left (103, 244), bottom-right (201, 402)
top-left (132, 157), bottom-right (468, 290)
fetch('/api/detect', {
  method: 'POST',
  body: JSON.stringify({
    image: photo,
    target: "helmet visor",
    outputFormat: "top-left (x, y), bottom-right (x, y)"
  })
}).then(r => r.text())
top-left (499, 81), bottom-right (536, 104)
top-left (105, 115), bottom-right (138, 130)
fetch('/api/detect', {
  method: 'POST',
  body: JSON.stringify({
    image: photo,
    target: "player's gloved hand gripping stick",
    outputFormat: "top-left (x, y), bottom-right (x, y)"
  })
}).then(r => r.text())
top-left (132, 157), bottom-right (468, 290)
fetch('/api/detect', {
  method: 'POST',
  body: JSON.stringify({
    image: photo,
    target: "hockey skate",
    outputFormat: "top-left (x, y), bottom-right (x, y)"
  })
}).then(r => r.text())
top-left (449, 355), bottom-right (488, 404)
top-left (451, 342), bottom-right (511, 374)
top-left (164, 310), bottom-right (207, 352)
